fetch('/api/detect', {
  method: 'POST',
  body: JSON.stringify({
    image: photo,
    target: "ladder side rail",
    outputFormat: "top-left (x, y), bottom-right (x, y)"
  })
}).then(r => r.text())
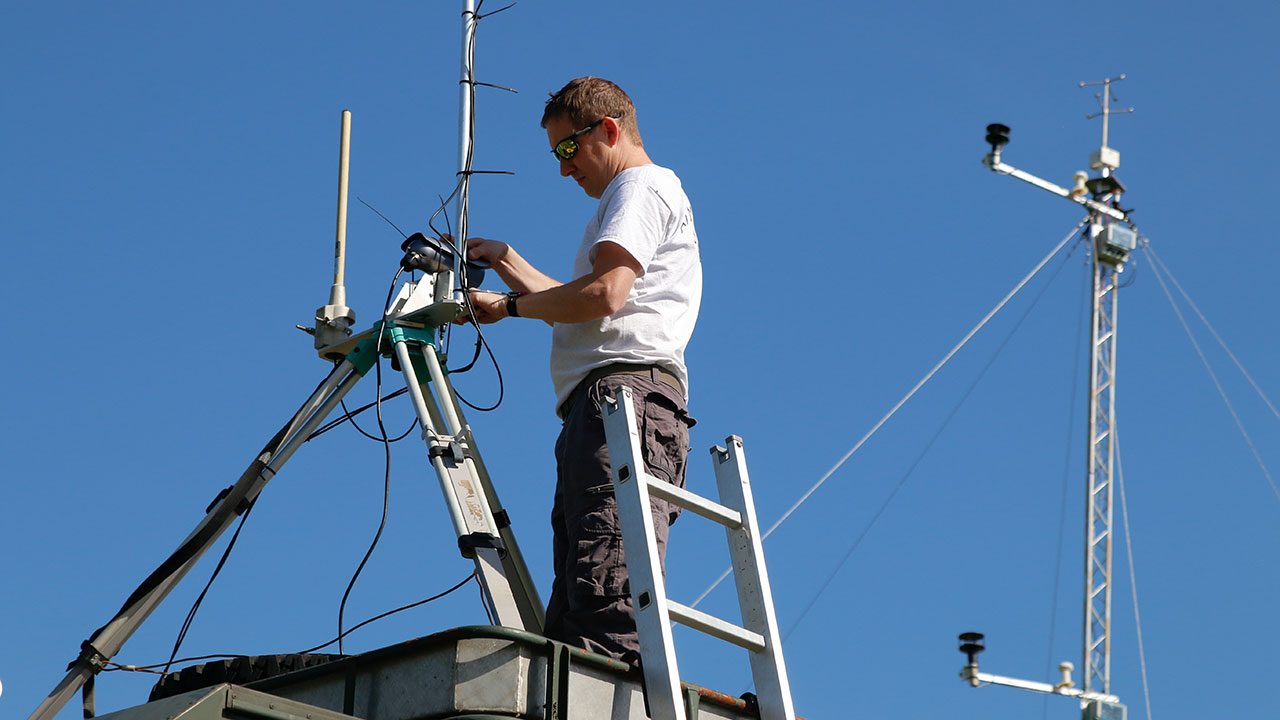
top-left (602, 387), bottom-right (686, 720)
top-left (391, 339), bottom-right (527, 628)
top-left (28, 360), bottom-right (364, 720)
top-left (711, 436), bottom-right (797, 720)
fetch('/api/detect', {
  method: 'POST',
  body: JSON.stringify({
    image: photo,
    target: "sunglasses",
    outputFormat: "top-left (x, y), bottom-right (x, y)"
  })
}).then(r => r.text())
top-left (550, 115), bottom-right (621, 161)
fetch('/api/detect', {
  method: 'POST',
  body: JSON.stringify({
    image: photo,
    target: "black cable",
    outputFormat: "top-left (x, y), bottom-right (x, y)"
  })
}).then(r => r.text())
top-left (439, 192), bottom-right (458, 362)
top-left (105, 653), bottom-right (250, 674)
top-left (780, 231), bottom-right (1088, 644)
top-left (337, 268), bottom-right (406, 654)
top-left (477, 577), bottom-right (495, 625)
top-left (162, 499), bottom-right (258, 673)
top-left (105, 573), bottom-right (480, 674)
top-left (309, 386), bottom-right (410, 440)
top-left (451, 323), bottom-right (505, 411)
top-left (339, 396), bottom-right (419, 443)
top-left (1117, 251), bottom-right (1139, 288)
top-left (477, 1), bottom-right (519, 19)
top-left (301, 572), bottom-right (477, 655)
top-left (446, 330), bottom-right (485, 374)
top-left (334, 436), bottom-right (391, 657)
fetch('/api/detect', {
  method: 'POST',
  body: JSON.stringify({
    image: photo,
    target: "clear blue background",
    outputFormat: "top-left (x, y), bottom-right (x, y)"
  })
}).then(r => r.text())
top-left (3, 2), bottom-right (1278, 719)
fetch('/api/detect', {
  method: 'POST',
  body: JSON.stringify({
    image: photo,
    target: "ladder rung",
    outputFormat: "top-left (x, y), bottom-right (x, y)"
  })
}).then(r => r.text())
top-left (666, 600), bottom-right (766, 653)
top-left (644, 477), bottom-right (742, 529)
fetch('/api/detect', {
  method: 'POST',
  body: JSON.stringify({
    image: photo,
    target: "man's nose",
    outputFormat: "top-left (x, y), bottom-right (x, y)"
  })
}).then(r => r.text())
top-left (558, 158), bottom-right (574, 177)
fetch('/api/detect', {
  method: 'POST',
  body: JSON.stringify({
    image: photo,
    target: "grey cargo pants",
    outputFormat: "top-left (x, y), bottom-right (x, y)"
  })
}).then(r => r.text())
top-left (544, 372), bottom-right (693, 659)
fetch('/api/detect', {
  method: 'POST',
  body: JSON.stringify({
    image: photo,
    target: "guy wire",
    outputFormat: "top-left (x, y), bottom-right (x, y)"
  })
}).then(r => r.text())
top-left (1145, 246), bottom-right (1280, 501)
top-left (691, 219), bottom-right (1089, 608)
top-left (776, 228), bottom-right (1085, 643)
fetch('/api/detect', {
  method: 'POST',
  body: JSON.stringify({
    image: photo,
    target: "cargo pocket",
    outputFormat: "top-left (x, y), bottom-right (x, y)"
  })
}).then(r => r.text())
top-left (641, 390), bottom-right (689, 487)
top-left (572, 493), bottom-right (628, 598)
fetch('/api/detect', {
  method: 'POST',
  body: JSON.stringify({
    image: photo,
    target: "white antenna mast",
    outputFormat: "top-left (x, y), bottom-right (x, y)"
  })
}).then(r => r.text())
top-left (447, 0), bottom-right (478, 303)
top-left (307, 110), bottom-right (358, 358)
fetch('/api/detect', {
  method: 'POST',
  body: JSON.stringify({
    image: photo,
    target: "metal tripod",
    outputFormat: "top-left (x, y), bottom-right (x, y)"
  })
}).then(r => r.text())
top-left (28, 289), bottom-right (543, 720)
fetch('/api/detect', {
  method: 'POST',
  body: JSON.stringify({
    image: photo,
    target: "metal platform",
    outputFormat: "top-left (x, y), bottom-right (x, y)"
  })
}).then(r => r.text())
top-left (97, 627), bottom-right (761, 720)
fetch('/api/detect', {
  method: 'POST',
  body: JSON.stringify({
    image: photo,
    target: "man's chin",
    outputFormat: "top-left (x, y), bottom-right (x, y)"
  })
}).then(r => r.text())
top-left (573, 176), bottom-right (600, 198)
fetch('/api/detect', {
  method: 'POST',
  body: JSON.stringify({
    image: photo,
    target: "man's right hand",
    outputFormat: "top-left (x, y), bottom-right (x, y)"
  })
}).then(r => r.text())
top-left (459, 290), bottom-right (507, 324)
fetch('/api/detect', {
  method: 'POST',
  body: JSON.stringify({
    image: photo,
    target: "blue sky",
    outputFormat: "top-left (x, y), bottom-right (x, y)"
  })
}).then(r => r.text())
top-left (3, 2), bottom-right (1278, 719)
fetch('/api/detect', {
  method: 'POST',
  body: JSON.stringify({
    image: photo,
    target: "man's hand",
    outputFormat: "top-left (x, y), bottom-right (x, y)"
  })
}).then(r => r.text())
top-left (457, 290), bottom-right (507, 324)
top-left (466, 237), bottom-right (510, 267)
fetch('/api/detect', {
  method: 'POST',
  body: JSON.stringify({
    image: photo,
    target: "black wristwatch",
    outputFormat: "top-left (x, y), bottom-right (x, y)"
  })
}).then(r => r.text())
top-left (505, 291), bottom-right (526, 318)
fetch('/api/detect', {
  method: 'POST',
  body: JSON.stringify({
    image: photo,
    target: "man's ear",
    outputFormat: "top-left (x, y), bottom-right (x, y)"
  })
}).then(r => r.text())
top-left (602, 116), bottom-right (623, 147)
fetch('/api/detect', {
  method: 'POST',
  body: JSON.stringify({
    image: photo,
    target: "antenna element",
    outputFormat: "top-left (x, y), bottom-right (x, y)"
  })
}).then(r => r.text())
top-left (312, 110), bottom-right (357, 358)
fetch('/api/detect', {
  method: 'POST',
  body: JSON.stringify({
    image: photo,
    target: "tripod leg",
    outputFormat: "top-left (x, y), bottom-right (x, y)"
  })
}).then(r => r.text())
top-left (435, 368), bottom-right (545, 633)
top-left (28, 359), bottom-right (365, 720)
top-left (393, 341), bottom-right (472, 536)
top-left (390, 340), bottom-right (535, 630)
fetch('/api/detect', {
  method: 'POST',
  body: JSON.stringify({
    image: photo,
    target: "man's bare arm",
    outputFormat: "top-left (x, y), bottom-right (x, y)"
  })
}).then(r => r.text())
top-left (464, 241), bottom-right (640, 325)
top-left (467, 238), bottom-right (561, 294)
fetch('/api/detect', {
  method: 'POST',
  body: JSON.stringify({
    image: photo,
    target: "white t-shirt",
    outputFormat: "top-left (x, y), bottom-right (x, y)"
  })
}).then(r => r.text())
top-left (550, 164), bottom-right (702, 412)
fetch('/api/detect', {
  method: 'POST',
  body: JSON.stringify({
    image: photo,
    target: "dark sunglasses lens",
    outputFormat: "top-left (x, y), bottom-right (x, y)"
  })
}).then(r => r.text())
top-left (554, 139), bottom-right (578, 160)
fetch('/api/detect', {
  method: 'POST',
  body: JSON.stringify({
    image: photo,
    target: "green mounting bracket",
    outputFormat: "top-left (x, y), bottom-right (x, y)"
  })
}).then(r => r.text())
top-left (346, 337), bottom-right (380, 377)
top-left (345, 323), bottom-right (446, 378)
top-left (386, 325), bottom-right (439, 349)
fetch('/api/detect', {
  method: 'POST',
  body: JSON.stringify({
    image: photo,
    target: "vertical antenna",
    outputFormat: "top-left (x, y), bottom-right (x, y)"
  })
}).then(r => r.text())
top-left (333, 109), bottom-right (352, 301)
top-left (448, 0), bottom-right (477, 303)
top-left (311, 110), bottom-right (357, 358)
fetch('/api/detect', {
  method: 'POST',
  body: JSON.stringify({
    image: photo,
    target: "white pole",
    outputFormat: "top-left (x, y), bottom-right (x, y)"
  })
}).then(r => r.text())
top-left (312, 110), bottom-right (357, 354)
top-left (448, 0), bottom-right (476, 302)
top-left (331, 109), bottom-right (352, 306)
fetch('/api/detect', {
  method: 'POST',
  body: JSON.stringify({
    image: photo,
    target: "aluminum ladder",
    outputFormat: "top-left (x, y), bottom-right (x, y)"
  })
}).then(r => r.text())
top-left (602, 386), bottom-right (796, 720)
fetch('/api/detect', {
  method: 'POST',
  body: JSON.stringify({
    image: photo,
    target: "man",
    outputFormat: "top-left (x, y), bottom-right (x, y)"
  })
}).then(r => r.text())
top-left (462, 77), bottom-right (701, 659)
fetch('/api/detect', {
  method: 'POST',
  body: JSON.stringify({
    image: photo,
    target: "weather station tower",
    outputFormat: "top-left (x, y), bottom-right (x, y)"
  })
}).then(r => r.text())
top-left (956, 76), bottom-right (1138, 720)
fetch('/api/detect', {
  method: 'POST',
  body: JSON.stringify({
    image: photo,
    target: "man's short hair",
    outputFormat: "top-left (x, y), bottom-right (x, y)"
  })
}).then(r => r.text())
top-left (542, 77), bottom-right (642, 145)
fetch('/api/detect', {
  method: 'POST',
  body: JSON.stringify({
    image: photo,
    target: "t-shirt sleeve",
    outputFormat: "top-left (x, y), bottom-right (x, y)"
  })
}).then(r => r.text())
top-left (590, 179), bottom-right (670, 274)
